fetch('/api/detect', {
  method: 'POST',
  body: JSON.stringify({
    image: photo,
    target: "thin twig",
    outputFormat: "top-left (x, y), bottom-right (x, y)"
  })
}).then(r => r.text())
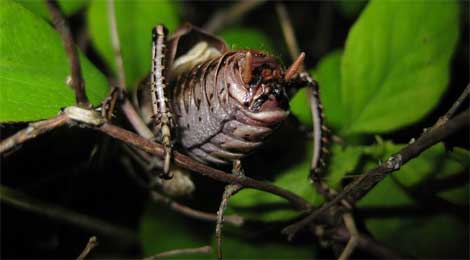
top-left (107, 0), bottom-right (155, 139)
top-left (121, 99), bottom-right (155, 139)
top-left (338, 214), bottom-right (359, 260)
top-left (434, 83), bottom-right (470, 127)
top-left (0, 185), bottom-right (137, 245)
top-left (150, 191), bottom-right (244, 226)
top-left (283, 109), bottom-right (469, 239)
top-left (143, 245), bottom-right (211, 260)
top-left (275, 3), bottom-right (301, 60)
top-left (121, 152), bottom-right (243, 225)
top-left (203, 0), bottom-right (267, 33)
top-left (216, 161), bottom-right (244, 260)
top-left (107, 0), bottom-right (126, 89)
top-left (45, 0), bottom-right (90, 107)
top-left (77, 236), bottom-right (98, 260)
top-left (0, 113), bottom-right (69, 154)
top-left (330, 227), bottom-right (403, 259)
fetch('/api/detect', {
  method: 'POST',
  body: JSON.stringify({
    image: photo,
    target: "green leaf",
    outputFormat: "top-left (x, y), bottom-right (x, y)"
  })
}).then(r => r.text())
top-left (139, 205), bottom-right (210, 259)
top-left (341, 0), bottom-right (459, 134)
top-left (326, 144), bottom-right (363, 188)
top-left (358, 144), bottom-right (468, 257)
top-left (364, 214), bottom-right (468, 258)
top-left (16, 0), bottom-right (89, 19)
top-left (0, 0), bottom-right (108, 122)
top-left (219, 27), bottom-right (275, 53)
top-left (289, 87), bottom-right (312, 128)
top-left (314, 50), bottom-right (344, 129)
top-left (87, 0), bottom-right (179, 89)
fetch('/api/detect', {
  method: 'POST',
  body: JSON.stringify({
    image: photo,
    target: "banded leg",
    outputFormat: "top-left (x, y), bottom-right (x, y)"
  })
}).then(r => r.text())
top-left (151, 24), bottom-right (174, 178)
top-left (297, 72), bottom-right (330, 179)
top-left (295, 75), bottom-right (360, 258)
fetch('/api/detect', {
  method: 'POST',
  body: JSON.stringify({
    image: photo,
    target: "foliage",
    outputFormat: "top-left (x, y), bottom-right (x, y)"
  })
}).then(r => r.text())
top-left (0, 0), bottom-right (466, 258)
top-left (87, 0), bottom-right (179, 89)
top-left (0, 0), bottom-right (108, 121)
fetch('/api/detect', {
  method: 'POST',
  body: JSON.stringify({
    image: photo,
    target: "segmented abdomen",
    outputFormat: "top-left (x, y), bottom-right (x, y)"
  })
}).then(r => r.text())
top-left (171, 52), bottom-right (274, 165)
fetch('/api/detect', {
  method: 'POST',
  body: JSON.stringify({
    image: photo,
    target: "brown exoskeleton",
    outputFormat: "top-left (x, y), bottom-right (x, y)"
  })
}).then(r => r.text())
top-left (136, 23), bottom-right (328, 185)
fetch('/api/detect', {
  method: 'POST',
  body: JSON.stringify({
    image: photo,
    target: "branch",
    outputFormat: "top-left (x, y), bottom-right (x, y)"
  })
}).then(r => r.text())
top-left (0, 107), bottom-right (312, 212)
top-left (143, 245), bottom-right (211, 260)
top-left (0, 185), bottom-right (137, 245)
top-left (77, 236), bottom-right (98, 260)
top-left (434, 83), bottom-right (470, 127)
top-left (330, 227), bottom-right (403, 259)
top-left (0, 113), bottom-right (69, 154)
top-left (275, 3), bottom-right (301, 60)
top-left (107, 0), bottom-right (126, 89)
top-left (122, 99), bottom-right (155, 139)
top-left (283, 109), bottom-right (469, 238)
top-left (97, 123), bottom-right (312, 211)
top-left (203, 0), bottom-right (267, 33)
top-left (106, 0), bottom-right (155, 139)
top-left (150, 191), bottom-right (244, 226)
top-left (45, 0), bottom-right (90, 108)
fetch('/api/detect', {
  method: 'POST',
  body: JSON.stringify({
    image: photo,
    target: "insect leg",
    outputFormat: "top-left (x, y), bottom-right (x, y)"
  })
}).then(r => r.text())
top-left (293, 72), bottom-right (361, 258)
top-left (297, 72), bottom-right (330, 179)
top-left (151, 24), bottom-right (174, 179)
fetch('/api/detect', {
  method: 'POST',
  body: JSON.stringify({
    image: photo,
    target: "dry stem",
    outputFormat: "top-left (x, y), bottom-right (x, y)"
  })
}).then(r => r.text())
top-left (0, 113), bottom-right (69, 154)
top-left (76, 236), bottom-right (98, 260)
top-left (275, 3), bottom-right (301, 60)
top-left (143, 245), bottom-right (211, 260)
top-left (203, 0), bottom-right (267, 33)
top-left (107, 0), bottom-right (126, 89)
top-left (150, 191), bottom-right (243, 226)
top-left (45, 0), bottom-right (90, 107)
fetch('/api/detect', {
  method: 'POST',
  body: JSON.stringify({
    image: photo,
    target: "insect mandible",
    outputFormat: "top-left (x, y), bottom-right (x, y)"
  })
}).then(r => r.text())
top-left (135, 23), bottom-right (328, 186)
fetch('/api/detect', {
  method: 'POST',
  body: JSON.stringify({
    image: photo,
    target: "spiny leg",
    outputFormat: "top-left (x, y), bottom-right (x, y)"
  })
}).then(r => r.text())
top-left (296, 73), bottom-right (361, 259)
top-left (151, 24), bottom-right (174, 179)
top-left (216, 160), bottom-right (244, 260)
top-left (294, 72), bottom-right (330, 179)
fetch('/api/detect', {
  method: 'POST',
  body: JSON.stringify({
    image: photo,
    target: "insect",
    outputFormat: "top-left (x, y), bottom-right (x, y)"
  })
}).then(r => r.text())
top-left (135, 23), bottom-right (328, 182)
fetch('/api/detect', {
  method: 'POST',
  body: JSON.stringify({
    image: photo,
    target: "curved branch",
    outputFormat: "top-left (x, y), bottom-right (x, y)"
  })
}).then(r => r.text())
top-left (283, 109), bottom-right (469, 238)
